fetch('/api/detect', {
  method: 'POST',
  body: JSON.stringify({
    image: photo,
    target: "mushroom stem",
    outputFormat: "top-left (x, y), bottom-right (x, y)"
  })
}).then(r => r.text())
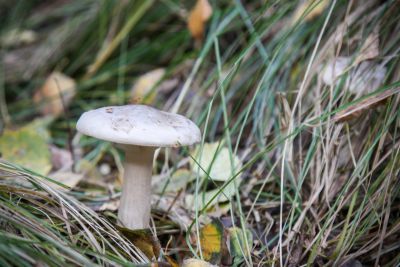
top-left (118, 145), bottom-right (155, 229)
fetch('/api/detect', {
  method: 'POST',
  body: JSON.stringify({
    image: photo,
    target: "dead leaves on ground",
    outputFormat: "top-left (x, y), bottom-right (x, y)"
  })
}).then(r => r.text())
top-left (34, 72), bottom-right (76, 117)
top-left (188, 0), bottom-right (212, 40)
top-left (200, 221), bottom-right (223, 262)
top-left (194, 220), bottom-right (253, 266)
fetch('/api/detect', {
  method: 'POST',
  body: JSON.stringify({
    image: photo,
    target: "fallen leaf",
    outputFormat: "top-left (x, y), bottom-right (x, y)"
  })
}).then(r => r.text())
top-left (118, 227), bottom-right (160, 261)
top-left (33, 72), bottom-right (76, 117)
top-left (50, 145), bottom-right (73, 171)
top-left (47, 170), bottom-right (83, 191)
top-left (187, 142), bottom-right (241, 211)
top-left (185, 181), bottom-right (236, 211)
top-left (187, 0), bottom-right (212, 40)
top-left (191, 142), bottom-right (242, 182)
top-left (130, 68), bottom-right (165, 104)
top-left (333, 87), bottom-right (400, 122)
top-left (199, 220), bottom-right (223, 263)
top-left (355, 29), bottom-right (380, 64)
top-left (322, 57), bottom-right (386, 95)
top-left (292, 0), bottom-right (329, 24)
top-left (0, 119), bottom-right (52, 175)
top-left (182, 258), bottom-right (217, 267)
top-left (153, 169), bottom-right (193, 194)
top-left (227, 227), bottom-right (253, 264)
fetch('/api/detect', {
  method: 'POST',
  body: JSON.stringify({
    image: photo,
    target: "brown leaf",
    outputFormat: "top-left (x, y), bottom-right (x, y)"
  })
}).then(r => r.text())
top-left (187, 0), bottom-right (212, 40)
top-left (33, 72), bottom-right (76, 117)
top-left (333, 87), bottom-right (400, 122)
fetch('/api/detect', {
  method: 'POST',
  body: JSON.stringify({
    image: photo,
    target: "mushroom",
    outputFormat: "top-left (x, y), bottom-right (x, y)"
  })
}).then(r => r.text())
top-left (76, 105), bottom-right (201, 229)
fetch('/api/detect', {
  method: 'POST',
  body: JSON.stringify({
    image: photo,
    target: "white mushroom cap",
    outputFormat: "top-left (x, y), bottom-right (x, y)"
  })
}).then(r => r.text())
top-left (76, 105), bottom-right (201, 147)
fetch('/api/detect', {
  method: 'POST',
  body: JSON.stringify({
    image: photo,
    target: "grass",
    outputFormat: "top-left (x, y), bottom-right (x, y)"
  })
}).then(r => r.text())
top-left (0, 161), bottom-right (149, 266)
top-left (1, 0), bottom-right (400, 266)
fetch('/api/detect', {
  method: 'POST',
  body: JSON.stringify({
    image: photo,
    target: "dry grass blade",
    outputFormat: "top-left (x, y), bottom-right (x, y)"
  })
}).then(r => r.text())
top-left (333, 87), bottom-right (400, 122)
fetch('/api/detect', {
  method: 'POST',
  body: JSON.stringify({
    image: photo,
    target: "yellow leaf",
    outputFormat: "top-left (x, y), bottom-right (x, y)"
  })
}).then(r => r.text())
top-left (130, 68), bottom-right (165, 104)
top-left (199, 221), bottom-right (223, 262)
top-left (33, 72), bottom-right (76, 117)
top-left (0, 120), bottom-right (51, 175)
top-left (187, 0), bottom-right (212, 40)
top-left (292, 0), bottom-right (329, 24)
top-left (182, 258), bottom-right (216, 267)
top-left (118, 227), bottom-right (160, 261)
